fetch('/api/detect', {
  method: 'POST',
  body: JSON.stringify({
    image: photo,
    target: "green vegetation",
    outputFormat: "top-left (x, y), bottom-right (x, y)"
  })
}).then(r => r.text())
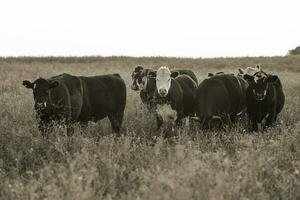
top-left (0, 56), bottom-right (299, 200)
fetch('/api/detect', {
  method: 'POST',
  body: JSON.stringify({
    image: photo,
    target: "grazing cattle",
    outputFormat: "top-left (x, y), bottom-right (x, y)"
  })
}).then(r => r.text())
top-left (23, 73), bottom-right (126, 136)
top-left (131, 65), bottom-right (156, 106)
top-left (242, 69), bottom-right (285, 132)
top-left (152, 66), bottom-right (198, 129)
top-left (131, 66), bottom-right (198, 112)
top-left (194, 73), bottom-right (248, 129)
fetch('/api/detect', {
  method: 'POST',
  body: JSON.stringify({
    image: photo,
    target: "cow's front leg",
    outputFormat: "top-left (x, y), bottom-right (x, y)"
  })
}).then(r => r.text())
top-left (265, 109), bottom-right (276, 127)
top-left (251, 118), bottom-right (258, 132)
top-left (247, 113), bottom-right (258, 132)
top-left (38, 121), bottom-right (48, 137)
top-left (156, 114), bottom-right (163, 130)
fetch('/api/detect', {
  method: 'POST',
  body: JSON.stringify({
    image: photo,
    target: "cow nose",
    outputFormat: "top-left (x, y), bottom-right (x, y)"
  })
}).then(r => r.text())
top-left (131, 84), bottom-right (138, 91)
top-left (159, 89), bottom-right (167, 97)
top-left (36, 102), bottom-right (46, 109)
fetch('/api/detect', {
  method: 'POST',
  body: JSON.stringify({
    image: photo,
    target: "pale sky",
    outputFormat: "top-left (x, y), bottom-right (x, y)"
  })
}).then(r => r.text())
top-left (0, 0), bottom-right (299, 58)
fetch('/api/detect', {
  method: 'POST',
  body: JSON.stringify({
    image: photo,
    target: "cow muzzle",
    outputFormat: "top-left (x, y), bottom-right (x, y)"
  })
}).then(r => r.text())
top-left (131, 84), bottom-right (139, 91)
top-left (253, 90), bottom-right (266, 101)
top-left (35, 102), bottom-right (47, 110)
top-left (158, 88), bottom-right (168, 97)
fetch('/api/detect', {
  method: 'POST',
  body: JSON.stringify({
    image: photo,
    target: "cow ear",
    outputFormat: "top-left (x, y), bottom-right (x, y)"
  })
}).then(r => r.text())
top-left (238, 68), bottom-right (244, 74)
top-left (136, 65), bottom-right (144, 72)
top-left (148, 71), bottom-right (156, 78)
top-left (208, 72), bottom-right (214, 77)
top-left (171, 71), bottom-right (179, 78)
top-left (23, 80), bottom-right (34, 89)
top-left (49, 81), bottom-right (59, 89)
top-left (266, 75), bottom-right (278, 83)
top-left (243, 74), bottom-right (254, 82)
top-left (256, 64), bottom-right (262, 71)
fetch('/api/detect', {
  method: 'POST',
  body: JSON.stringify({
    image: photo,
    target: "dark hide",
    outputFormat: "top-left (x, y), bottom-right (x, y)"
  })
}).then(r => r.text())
top-left (244, 74), bottom-right (285, 131)
top-left (194, 74), bottom-right (248, 129)
top-left (23, 73), bottom-right (126, 136)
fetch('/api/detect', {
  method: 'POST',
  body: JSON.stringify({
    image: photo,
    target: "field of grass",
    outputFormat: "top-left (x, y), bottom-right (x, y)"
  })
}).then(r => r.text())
top-left (0, 56), bottom-right (299, 200)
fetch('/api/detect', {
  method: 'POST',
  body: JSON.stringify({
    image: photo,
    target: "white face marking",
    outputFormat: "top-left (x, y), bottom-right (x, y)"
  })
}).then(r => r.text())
top-left (253, 72), bottom-right (267, 83)
top-left (141, 75), bottom-right (148, 90)
top-left (156, 104), bottom-right (177, 122)
top-left (245, 67), bottom-right (260, 76)
top-left (156, 66), bottom-right (171, 97)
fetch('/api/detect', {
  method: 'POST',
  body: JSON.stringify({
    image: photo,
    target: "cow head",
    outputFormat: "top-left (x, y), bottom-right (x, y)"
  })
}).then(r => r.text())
top-left (243, 72), bottom-right (278, 101)
top-left (238, 65), bottom-right (261, 78)
top-left (131, 65), bottom-right (144, 91)
top-left (155, 66), bottom-right (178, 97)
top-left (208, 71), bottom-right (225, 77)
top-left (23, 78), bottom-right (59, 111)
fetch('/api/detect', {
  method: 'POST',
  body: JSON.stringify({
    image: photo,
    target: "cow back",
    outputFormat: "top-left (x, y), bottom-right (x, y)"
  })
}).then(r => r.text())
top-left (176, 69), bottom-right (198, 85)
top-left (78, 74), bottom-right (126, 122)
top-left (195, 74), bottom-right (247, 119)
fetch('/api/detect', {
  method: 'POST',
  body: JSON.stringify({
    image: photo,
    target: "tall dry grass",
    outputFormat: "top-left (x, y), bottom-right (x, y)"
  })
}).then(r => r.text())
top-left (0, 56), bottom-right (300, 200)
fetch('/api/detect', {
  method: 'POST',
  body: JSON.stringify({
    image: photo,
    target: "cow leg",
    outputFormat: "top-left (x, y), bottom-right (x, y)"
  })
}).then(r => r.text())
top-left (251, 119), bottom-right (258, 132)
top-left (156, 114), bottom-right (163, 130)
top-left (175, 118), bottom-right (183, 127)
top-left (265, 111), bottom-right (276, 127)
top-left (221, 114), bottom-right (232, 131)
top-left (79, 121), bottom-right (88, 130)
top-left (38, 121), bottom-right (49, 137)
top-left (67, 125), bottom-right (74, 137)
top-left (230, 113), bottom-right (237, 123)
top-left (108, 112), bottom-right (124, 136)
top-left (201, 118), bottom-right (210, 130)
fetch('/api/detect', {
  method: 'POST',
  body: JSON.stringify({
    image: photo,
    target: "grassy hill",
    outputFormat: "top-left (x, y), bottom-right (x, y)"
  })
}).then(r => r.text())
top-left (0, 56), bottom-right (299, 200)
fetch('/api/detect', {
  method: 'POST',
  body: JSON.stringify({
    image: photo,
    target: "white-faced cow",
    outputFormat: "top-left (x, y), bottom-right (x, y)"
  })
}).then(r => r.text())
top-left (242, 68), bottom-right (285, 132)
top-left (151, 66), bottom-right (198, 129)
top-left (194, 73), bottom-right (248, 130)
top-left (23, 73), bottom-right (126, 136)
top-left (131, 66), bottom-right (198, 113)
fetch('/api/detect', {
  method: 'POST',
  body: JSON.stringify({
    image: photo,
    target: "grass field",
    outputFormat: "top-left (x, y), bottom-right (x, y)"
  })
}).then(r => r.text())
top-left (0, 56), bottom-right (300, 200)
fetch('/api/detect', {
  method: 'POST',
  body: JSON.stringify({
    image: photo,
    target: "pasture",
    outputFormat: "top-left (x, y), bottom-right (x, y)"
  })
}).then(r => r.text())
top-left (0, 56), bottom-right (300, 200)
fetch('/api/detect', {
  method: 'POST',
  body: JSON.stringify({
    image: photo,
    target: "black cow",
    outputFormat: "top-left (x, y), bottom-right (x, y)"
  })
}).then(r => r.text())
top-left (151, 66), bottom-right (198, 129)
top-left (131, 65), bottom-right (155, 105)
top-left (243, 71), bottom-right (285, 131)
top-left (194, 73), bottom-right (248, 129)
top-left (23, 73), bottom-right (126, 136)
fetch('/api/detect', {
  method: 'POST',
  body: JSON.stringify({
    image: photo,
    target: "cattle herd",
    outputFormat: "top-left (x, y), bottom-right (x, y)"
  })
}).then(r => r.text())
top-left (22, 64), bottom-right (285, 136)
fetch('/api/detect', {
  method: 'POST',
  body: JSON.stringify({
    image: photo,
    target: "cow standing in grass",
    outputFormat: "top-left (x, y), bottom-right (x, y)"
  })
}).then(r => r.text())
top-left (194, 73), bottom-right (248, 130)
top-left (131, 65), bottom-right (156, 108)
top-left (152, 66), bottom-right (198, 129)
top-left (23, 73), bottom-right (127, 136)
top-left (131, 66), bottom-right (198, 112)
top-left (242, 68), bottom-right (285, 132)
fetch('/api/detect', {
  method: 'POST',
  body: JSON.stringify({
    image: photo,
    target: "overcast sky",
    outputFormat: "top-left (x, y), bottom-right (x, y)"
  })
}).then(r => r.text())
top-left (0, 0), bottom-right (299, 57)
